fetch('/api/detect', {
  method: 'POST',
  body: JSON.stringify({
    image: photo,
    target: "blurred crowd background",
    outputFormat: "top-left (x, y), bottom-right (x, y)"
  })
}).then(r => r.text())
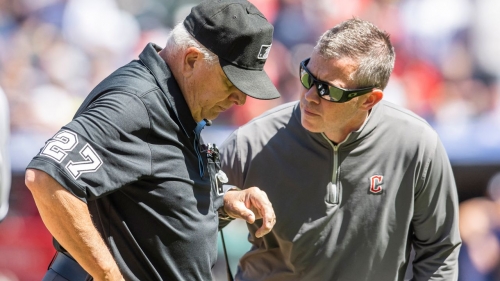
top-left (0, 0), bottom-right (499, 280)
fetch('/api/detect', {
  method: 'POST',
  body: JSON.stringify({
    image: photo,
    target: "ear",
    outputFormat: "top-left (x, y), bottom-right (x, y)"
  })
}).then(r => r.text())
top-left (182, 47), bottom-right (202, 77)
top-left (360, 89), bottom-right (383, 111)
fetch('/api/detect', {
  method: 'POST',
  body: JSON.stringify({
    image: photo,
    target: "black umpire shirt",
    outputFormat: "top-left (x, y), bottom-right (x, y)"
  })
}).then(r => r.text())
top-left (27, 43), bottom-right (224, 280)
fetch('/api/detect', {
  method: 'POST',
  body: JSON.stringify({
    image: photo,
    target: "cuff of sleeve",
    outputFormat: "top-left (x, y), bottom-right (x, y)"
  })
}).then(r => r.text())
top-left (223, 184), bottom-right (240, 193)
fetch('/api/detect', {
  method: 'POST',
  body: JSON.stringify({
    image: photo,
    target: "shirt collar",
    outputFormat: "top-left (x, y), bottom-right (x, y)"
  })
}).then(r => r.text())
top-left (138, 43), bottom-right (196, 137)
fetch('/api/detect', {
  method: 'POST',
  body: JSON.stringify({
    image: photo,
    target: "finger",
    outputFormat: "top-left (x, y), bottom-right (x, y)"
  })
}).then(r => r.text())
top-left (254, 205), bottom-right (276, 238)
top-left (247, 189), bottom-right (275, 238)
top-left (240, 208), bottom-right (256, 224)
top-left (226, 200), bottom-right (256, 223)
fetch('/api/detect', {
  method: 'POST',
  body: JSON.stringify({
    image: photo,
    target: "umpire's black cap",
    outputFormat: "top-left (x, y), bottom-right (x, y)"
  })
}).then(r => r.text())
top-left (183, 0), bottom-right (280, 100)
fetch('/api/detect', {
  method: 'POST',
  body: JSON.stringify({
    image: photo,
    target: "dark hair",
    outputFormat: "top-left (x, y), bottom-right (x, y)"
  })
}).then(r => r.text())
top-left (314, 18), bottom-right (395, 90)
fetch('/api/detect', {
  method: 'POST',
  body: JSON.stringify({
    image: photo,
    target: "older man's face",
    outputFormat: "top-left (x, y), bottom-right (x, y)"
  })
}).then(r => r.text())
top-left (186, 59), bottom-right (246, 122)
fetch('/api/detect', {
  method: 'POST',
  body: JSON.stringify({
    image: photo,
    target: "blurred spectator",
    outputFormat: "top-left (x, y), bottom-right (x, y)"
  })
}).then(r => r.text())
top-left (459, 173), bottom-right (500, 281)
top-left (471, 0), bottom-right (500, 79)
top-left (0, 86), bottom-right (10, 222)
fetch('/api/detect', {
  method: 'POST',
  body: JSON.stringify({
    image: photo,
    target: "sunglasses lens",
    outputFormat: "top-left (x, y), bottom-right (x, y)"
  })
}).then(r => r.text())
top-left (300, 68), bottom-right (313, 89)
top-left (329, 86), bottom-right (344, 102)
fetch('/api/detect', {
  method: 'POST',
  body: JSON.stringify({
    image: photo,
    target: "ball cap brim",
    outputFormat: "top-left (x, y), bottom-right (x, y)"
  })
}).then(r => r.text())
top-left (220, 59), bottom-right (280, 100)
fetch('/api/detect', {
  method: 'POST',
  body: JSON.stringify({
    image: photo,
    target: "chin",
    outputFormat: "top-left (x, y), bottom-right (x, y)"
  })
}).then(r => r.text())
top-left (207, 112), bottom-right (220, 121)
top-left (301, 117), bottom-right (322, 133)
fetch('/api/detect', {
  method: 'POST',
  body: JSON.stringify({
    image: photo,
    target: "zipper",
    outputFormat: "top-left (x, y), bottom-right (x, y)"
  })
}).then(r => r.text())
top-left (321, 133), bottom-right (342, 204)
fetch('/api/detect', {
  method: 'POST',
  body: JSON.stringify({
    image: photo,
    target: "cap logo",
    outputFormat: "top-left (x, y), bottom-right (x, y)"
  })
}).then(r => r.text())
top-left (257, 44), bottom-right (272, 60)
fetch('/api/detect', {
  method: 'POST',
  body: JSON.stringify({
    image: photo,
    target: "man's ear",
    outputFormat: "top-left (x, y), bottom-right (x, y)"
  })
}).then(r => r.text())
top-left (182, 47), bottom-right (202, 77)
top-left (361, 89), bottom-right (383, 111)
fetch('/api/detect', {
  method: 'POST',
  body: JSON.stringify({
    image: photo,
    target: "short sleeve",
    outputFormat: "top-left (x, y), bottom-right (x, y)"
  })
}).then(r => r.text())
top-left (27, 92), bottom-right (152, 203)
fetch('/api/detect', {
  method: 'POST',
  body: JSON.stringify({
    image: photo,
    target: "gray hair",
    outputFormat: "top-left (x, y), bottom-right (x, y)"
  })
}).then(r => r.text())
top-left (314, 18), bottom-right (395, 90)
top-left (165, 22), bottom-right (219, 66)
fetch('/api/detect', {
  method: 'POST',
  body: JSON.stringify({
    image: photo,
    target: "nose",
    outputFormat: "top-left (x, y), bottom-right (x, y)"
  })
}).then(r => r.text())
top-left (303, 85), bottom-right (320, 104)
top-left (230, 90), bottom-right (247, 106)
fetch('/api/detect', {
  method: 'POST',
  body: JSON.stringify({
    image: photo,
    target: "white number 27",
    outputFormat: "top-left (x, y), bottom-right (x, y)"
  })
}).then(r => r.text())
top-left (41, 130), bottom-right (103, 179)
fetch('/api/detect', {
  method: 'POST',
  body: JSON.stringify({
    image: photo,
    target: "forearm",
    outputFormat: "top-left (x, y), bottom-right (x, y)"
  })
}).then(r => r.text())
top-left (25, 169), bottom-right (123, 281)
top-left (411, 241), bottom-right (460, 280)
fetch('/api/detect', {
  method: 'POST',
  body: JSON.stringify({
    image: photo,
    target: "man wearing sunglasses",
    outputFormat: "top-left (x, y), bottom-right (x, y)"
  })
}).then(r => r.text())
top-left (220, 18), bottom-right (461, 281)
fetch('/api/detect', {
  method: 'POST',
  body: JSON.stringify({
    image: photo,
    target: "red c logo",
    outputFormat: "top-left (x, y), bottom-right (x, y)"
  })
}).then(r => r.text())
top-left (370, 175), bottom-right (383, 193)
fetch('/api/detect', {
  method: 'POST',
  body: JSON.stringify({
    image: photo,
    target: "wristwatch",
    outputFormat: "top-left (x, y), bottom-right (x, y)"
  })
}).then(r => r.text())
top-left (217, 207), bottom-right (235, 221)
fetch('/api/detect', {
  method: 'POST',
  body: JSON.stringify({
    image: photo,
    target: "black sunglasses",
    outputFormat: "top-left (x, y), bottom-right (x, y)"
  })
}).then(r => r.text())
top-left (299, 58), bottom-right (374, 103)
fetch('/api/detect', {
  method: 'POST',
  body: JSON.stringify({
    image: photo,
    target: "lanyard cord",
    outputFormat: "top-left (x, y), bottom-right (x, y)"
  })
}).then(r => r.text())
top-left (195, 119), bottom-right (232, 279)
top-left (193, 120), bottom-right (208, 178)
top-left (220, 229), bottom-right (234, 281)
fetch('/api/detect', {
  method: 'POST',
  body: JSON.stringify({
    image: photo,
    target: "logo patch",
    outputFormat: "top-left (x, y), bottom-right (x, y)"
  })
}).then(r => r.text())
top-left (257, 44), bottom-right (272, 59)
top-left (40, 129), bottom-right (103, 180)
top-left (369, 175), bottom-right (383, 194)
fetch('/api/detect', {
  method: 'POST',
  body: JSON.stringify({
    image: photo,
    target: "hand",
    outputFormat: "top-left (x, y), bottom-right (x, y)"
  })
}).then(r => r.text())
top-left (222, 187), bottom-right (276, 238)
